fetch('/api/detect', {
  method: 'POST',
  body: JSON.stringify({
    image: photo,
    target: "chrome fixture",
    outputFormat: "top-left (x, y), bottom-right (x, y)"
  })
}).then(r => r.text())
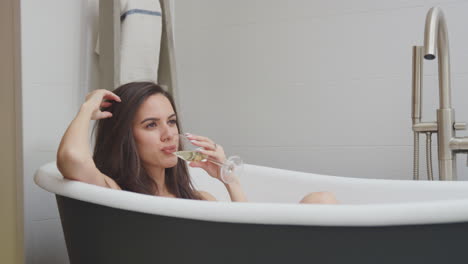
top-left (412, 7), bottom-right (468, 181)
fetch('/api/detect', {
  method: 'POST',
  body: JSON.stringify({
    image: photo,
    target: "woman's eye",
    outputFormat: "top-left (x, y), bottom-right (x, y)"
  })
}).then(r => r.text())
top-left (169, 119), bottom-right (177, 125)
top-left (146, 122), bottom-right (157, 128)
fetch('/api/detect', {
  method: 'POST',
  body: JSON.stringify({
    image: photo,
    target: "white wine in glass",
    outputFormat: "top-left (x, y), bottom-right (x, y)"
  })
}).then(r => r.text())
top-left (173, 134), bottom-right (243, 184)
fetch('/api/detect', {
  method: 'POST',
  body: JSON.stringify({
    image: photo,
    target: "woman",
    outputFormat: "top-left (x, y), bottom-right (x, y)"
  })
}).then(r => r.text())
top-left (57, 82), bottom-right (337, 203)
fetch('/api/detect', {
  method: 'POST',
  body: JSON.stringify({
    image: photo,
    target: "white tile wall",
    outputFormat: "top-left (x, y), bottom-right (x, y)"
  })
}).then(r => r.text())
top-left (21, 0), bottom-right (83, 85)
top-left (31, 219), bottom-right (69, 264)
top-left (174, 0), bottom-right (468, 181)
top-left (21, 0), bottom-right (96, 263)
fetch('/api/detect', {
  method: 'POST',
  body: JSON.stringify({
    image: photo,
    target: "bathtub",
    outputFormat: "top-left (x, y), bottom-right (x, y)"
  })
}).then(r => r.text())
top-left (35, 161), bottom-right (468, 264)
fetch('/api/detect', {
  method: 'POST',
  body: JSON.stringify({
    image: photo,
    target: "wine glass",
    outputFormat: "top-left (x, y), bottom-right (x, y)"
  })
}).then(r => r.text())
top-left (173, 134), bottom-right (243, 184)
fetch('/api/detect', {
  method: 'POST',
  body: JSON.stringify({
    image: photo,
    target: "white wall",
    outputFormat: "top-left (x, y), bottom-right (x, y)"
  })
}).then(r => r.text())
top-left (174, 0), bottom-right (468, 181)
top-left (21, 0), bottom-right (98, 263)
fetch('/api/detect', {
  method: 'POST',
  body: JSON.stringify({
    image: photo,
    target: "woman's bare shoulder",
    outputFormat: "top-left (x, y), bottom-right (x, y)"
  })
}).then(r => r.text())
top-left (198, 190), bottom-right (217, 201)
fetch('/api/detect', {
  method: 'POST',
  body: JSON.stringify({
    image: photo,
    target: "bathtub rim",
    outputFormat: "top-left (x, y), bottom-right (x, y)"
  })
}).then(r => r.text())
top-left (35, 161), bottom-right (468, 227)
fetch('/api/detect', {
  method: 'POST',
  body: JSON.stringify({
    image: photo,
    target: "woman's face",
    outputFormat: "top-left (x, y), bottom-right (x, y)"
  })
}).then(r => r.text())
top-left (132, 94), bottom-right (179, 169)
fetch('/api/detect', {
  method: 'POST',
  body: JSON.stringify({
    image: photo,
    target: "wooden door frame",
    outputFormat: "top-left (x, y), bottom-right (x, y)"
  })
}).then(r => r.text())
top-left (0, 0), bottom-right (24, 262)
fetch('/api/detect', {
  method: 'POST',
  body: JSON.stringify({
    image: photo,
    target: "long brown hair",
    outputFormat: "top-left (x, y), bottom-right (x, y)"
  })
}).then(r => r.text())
top-left (93, 82), bottom-right (202, 200)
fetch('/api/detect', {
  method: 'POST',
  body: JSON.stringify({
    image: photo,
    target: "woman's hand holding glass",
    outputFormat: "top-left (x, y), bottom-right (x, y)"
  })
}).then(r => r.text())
top-left (177, 133), bottom-right (243, 184)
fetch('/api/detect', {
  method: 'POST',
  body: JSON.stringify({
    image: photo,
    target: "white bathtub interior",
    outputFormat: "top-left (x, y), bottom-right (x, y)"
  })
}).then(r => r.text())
top-left (191, 163), bottom-right (468, 205)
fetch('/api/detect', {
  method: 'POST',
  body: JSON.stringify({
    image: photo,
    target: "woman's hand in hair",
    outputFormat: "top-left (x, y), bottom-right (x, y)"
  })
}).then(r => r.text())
top-left (82, 89), bottom-right (122, 120)
top-left (185, 134), bottom-right (226, 182)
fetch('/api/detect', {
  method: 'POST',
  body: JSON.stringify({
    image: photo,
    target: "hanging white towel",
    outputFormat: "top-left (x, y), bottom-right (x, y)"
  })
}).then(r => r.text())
top-left (119, 0), bottom-right (162, 85)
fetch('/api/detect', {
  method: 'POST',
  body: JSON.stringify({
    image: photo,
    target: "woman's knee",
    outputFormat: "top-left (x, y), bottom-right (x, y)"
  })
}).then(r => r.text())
top-left (299, 191), bottom-right (338, 204)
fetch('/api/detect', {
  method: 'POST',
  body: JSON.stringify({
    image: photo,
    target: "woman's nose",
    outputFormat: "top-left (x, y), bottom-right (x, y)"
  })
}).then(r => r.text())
top-left (160, 125), bottom-right (173, 142)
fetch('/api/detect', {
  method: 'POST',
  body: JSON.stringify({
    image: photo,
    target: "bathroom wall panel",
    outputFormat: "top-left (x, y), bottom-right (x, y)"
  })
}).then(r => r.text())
top-left (175, 0), bottom-right (242, 30)
top-left (24, 151), bottom-right (59, 222)
top-left (451, 74), bottom-right (468, 125)
top-left (31, 219), bottom-right (69, 264)
top-left (179, 60), bottom-right (413, 147)
top-left (176, 0), bottom-right (468, 80)
top-left (23, 149), bottom-right (58, 262)
top-left (230, 145), bottom-right (468, 181)
top-left (22, 83), bottom-right (78, 152)
top-left (242, 0), bottom-right (463, 26)
top-left (229, 145), bottom-right (414, 180)
top-left (175, 0), bottom-right (463, 30)
top-left (21, 0), bottom-right (93, 263)
top-left (175, 1), bottom-right (468, 180)
top-left (176, 4), bottom-right (465, 81)
top-left (21, 0), bottom-right (83, 85)
top-left (177, 26), bottom-right (243, 143)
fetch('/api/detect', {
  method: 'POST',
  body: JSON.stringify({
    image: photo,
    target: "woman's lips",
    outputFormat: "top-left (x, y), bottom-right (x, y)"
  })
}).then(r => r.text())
top-left (161, 145), bottom-right (177, 154)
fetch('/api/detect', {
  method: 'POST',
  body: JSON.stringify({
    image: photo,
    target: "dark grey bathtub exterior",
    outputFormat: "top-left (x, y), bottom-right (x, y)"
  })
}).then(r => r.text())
top-left (57, 194), bottom-right (468, 264)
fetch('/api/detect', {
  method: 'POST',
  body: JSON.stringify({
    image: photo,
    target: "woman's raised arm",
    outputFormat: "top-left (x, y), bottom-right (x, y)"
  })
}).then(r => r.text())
top-left (57, 89), bottom-right (121, 188)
